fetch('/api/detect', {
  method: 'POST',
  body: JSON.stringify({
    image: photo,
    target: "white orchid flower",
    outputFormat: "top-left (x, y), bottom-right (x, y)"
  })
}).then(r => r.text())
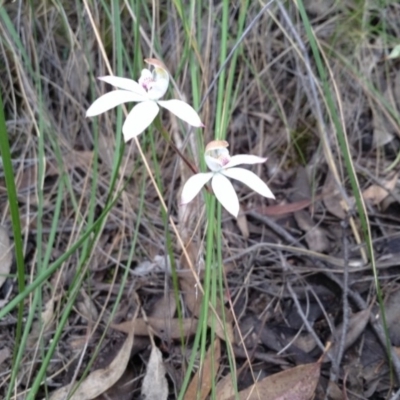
top-left (86, 58), bottom-right (204, 142)
top-left (181, 140), bottom-right (275, 217)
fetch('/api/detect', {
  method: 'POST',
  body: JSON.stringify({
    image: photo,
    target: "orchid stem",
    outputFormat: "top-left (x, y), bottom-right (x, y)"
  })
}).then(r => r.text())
top-left (153, 116), bottom-right (198, 175)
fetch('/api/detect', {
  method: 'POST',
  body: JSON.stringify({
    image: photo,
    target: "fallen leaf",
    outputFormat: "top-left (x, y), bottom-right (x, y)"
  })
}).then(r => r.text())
top-left (294, 210), bottom-right (330, 253)
top-left (236, 210), bottom-right (249, 238)
top-left (77, 289), bottom-right (99, 323)
top-left (0, 347), bottom-right (11, 366)
top-left (362, 172), bottom-right (398, 205)
top-left (254, 198), bottom-right (313, 217)
top-left (0, 225), bottom-right (12, 289)
top-left (49, 325), bottom-right (134, 400)
top-left (324, 307), bottom-right (371, 363)
top-left (322, 173), bottom-right (346, 219)
top-left (184, 338), bottom-right (221, 400)
top-left (141, 346), bottom-right (168, 400)
top-left (215, 373), bottom-right (237, 400)
top-left (112, 317), bottom-right (198, 339)
top-left (149, 291), bottom-right (177, 319)
top-left (227, 362), bottom-right (321, 400)
top-left (93, 367), bottom-right (135, 400)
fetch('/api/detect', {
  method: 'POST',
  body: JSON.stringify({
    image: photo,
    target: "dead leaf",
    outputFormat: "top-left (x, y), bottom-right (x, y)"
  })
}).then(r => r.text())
top-left (322, 173), bottom-right (346, 219)
top-left (0, 225), bottom-right (12, 289)
top-left (49, 326), bottom-right (134, 400)
top-left (362, 172), bottom-right (398, 205)
top-left (184, 338), bottom-right (221, 400)
top-left (324, 307), bottom-right (371, 363)
top-left (141, 346), bottom-right (168, 400)
top-left (0, 347), bottom-right (11, 366)
top-left (254, 198), bottom-right (313, 217)
top-left (289, 167), bottom-right (330, 253)
top-left (112, 317), bottom-right (198, 339)
top-left (149, 291), bottom-right (176, 319)
top-left (225, 362), bottom-right (321, 400)
top-left (77, 289), bottom-right (99, 323)
top-left (215, 373), bottom-right (237, 400)
top-left (133, 255), bottom-right (172, 276)
top-left (236, 210), bottom-right (249, 238)
top-left (294, 210), bottom-right (330, 253)
top-left (93, 367), bottom-right (135, 400)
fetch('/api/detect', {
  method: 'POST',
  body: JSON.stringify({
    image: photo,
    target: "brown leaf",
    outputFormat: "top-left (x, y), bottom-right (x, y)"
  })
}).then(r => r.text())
top-left (149, 291), bottom-right (176, 319)
top-left (294, 210), bottom-right (330, 253)
top-left (184, 338), bottom-right (221, 400)
top-left (362, 172), bottom-right (398, 205)
top-left (112, 317), bottom-right (198, 339)
top-left (324, 307), bottom-right (371, 363)
top-left (226, 362), bottom-right (321, 400)
top-left (322, 173), bottom-right (346, 219)
top-left (236, 210), bottom-right (249, 238)
top-left (253, 198), bottom-right (313, 217)
top-left (141, 346), bottom-right (168, 400)
top-left (50, 325), bottom-right (134, 400)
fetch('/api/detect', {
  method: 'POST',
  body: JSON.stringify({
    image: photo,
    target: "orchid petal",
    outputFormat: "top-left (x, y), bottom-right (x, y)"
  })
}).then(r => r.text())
top-left (122, 101), bottom-right (159, 141)
top-left (222, 168), bottom-right (275, 199)
top-left (147, 78), bottom-right (169, 100)
top-left (211, 173), bottom-right (240, 217)
top-left (181, 173), bottom-right (213, 204)
top-left (224, 154), bottom-right (267, 169)
top-left (98, 76), bottom-right (147, 98)
top-left (86, 91), bottom-right (145, 117)
top-left (157, 100), bottom-right (203, 127)
top-left (205, 155), bottom-right (224, 172)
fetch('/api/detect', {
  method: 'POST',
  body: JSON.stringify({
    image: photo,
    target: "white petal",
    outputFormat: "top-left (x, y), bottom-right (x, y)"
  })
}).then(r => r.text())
top-left (98, 76), bottom-right (148, 98)
top-left (224, 154), bottom-right (267, 169)
top-left (86, 91), bottom-right (144, 117)
top-left (122, 101), bottom-right (159, 141)
top-left (204, 155), bottom-right (224, 172)
top-left (211, 174), bottom-right (240, 217)
top-left (222, 168), bottom-right (275, 199)
top-left (180, 173), bottom-right (213, 204)
top-left (157, 100), bottom-right (204, 127)
top-left (147, 79), bottom-right (169, 100)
